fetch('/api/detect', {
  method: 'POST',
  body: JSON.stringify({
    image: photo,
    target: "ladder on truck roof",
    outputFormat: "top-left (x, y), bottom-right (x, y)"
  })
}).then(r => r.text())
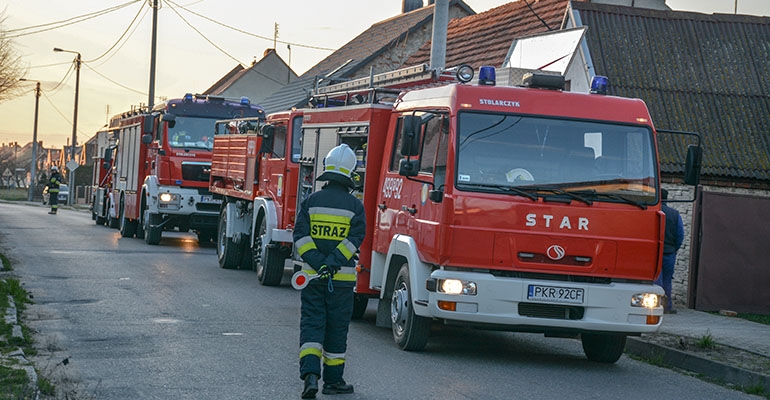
top-left (310, 64), bottom-right (458, 108)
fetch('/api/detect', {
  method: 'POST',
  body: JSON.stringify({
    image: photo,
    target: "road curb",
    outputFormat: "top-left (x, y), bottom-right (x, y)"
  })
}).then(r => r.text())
top-left (626, 337), bottom-right (770, 393)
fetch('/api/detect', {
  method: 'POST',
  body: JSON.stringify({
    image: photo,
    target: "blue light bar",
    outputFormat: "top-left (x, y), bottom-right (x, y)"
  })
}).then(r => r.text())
top-left (590, 76), bottom-right (609, 95)
top-left (183, 93), bottom-right (194, 102)
top-left (478, 66), bottom-right (496, 86)
top-left (175, 180), bottom-right (183, 185)
top-left (240, 96), bottom-right (250, 106)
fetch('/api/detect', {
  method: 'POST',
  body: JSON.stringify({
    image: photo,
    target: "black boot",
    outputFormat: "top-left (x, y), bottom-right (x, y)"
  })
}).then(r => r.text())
top-left (302, 374), bottom-right (318, 399)
top-left (322, 379), bottom-right (354, 395)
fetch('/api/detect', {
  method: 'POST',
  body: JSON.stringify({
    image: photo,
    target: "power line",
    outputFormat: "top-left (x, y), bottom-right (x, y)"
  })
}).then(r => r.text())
top-left (40, 91), bottom-right (89, 138)
top-left (165, 0), bottom-right (336, 51)
top-left (85, 1), bottom-right (147, 63)
top-left (92, 6), bottom-right (150, 68)
top-left (6, 1), bottom-right (141, 38)
top-left (82, 63), bottom-right (148, 96)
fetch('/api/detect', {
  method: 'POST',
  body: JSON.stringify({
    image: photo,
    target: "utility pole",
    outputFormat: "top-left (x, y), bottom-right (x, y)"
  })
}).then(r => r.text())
top-left (20, 79), bottom-right (41, 201)
top-left (148, 0), bottom-right (159, 109)
top-left (53, 47), bottom-right (81, 206)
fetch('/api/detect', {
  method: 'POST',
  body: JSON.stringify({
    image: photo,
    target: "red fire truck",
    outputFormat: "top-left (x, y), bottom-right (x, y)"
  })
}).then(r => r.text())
top-left (90, 127), bottom-right (115, 226)
top-left (209, 110), bottom-right (304, 285)
top-left (292, 64), bottom-right (701, 362)
top-left (106, 94), bottom-right (265, 244)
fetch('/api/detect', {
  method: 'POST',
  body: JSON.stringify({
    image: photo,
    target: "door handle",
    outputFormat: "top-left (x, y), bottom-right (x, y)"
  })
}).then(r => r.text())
top-left (378, 203), bottom-right (386, 210)
top-left (401, 205), bottom-right (417, 215)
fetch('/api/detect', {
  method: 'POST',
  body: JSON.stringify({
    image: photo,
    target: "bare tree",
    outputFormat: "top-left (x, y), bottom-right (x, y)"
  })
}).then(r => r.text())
top-left (0, 12), bottom-right (27, 103)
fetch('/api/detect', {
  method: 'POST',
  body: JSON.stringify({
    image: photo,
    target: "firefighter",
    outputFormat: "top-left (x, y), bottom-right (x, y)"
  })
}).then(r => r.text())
top-left (47, 166), bottom-right (63, 215)
top-left (294, 144), bottom-right (365, 399)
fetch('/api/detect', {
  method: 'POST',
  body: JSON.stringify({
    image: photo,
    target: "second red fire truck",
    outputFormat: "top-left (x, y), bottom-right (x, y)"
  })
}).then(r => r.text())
top-left (97, 94), bottom-right (265, 244)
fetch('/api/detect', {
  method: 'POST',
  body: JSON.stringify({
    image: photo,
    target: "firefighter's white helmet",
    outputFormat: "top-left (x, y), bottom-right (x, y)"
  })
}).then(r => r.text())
top-left (317, 144), bottom-right (356, 187)
top-left (50, 166), bottom-right (58, 172)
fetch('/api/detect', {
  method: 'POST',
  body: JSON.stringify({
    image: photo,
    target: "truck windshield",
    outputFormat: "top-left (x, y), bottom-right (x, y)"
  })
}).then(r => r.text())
top-left (455, 112), bottom-right (658, 204)
top-left (167, 116), bottom-right (216, 150)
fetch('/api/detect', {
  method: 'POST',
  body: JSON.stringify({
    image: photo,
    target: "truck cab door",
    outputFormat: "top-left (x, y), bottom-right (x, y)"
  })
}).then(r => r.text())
top-left (377, 113), bottom-right (449, 255)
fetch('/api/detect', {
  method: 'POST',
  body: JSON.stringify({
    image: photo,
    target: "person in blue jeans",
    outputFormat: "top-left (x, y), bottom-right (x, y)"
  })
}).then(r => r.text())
top-left (655, 188), bottom-right (684, 314)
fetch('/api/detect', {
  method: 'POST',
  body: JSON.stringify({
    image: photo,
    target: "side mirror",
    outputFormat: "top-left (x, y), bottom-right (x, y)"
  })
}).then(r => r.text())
top-left (684, 145), bottom-right (702, 186)
top-left (398, 159), bottom-right (419, 177)
top-left (103, 148), bottom-right (113, 163)
top-left (428, 189), bottom-right (443, 203)
top-left (142, 115), bottom-right (154, 134)
top-left (141, 134), bottom-right (153, 145)
top-left (102, 162), bottom-right (111, 170)
top-left (260, 124), bottom-right (275, 154)
top-left (162, 113), bottom-right (176, 129)
top-left (400, 116), bottom-right (421, 157)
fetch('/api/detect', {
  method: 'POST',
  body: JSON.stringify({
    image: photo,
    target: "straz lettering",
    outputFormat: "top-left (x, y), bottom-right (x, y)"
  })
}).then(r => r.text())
top-left (525, 213), bottom-right (589, 231)
top-left (382, 177), bottom-right (403, 199)
top-left (310, 223), bottom-right (348, 240)
top-left (479, 98), bottom-right (521, 107)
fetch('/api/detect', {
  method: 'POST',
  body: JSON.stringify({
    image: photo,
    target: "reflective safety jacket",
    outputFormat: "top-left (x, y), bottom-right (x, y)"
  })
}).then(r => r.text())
top-left (49, 172), bottom-right (63, 193)
top-left (293, 181), bottom-right (366, 282)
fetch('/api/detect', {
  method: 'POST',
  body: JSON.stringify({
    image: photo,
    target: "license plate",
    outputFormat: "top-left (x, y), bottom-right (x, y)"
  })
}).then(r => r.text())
top-left (200, 195), bottom-right (221, 204)
top-left (527, 285), bottom-right (584, 304)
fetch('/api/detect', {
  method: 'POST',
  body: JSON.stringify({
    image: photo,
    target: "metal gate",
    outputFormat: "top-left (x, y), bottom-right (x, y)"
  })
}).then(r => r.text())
top-left (688, 187), bottom-right (770, 313)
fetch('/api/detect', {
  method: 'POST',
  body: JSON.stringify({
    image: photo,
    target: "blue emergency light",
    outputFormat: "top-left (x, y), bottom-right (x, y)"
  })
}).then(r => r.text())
top-left (478, 66), bottom-right (496, 86)
top-left (240, 96), bottom-right (251, 106)
top-left (590, 76), bottom-right (609, 95)
top-left (183, 93), bottom-right (194, 102)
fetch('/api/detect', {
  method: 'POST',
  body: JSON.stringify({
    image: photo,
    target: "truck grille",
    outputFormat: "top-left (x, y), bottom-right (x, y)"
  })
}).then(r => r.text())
top-left (196, 203), bottom-right (220, 212)
top-left (181, 162), bottom-right (211, 182)
top-left (518, 303), bottom-right (584, 320)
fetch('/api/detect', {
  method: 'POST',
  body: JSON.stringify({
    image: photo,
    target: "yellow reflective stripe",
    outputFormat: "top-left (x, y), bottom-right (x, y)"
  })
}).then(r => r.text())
top-left (332, 273), bottom-right (356, 282)
top-left (296, 236), bottom-right (317, 256)
top-left (300, 342), bottom-right (322, 360)
top-left (325, 165), bottom-right (351, 175)
top-left (308, 207), bottom-right (355, 220)
top-left (323, 351), bottom-right (346, 366)
top-left (336, 239), bottom-right (356, 260)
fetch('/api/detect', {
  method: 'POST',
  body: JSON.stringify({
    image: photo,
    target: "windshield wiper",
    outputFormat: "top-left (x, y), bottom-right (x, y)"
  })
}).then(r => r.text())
top-left (458, 183), bottom-right (538, 201)
top-left (523, 186), bottom-right (594, 206)
top-left (587, 192), bottom-right (648, 209)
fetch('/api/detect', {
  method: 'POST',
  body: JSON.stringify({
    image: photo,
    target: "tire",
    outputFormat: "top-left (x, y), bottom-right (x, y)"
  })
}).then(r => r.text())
top-left (254, 217), bottom-right (285, 286)
top-left (107, 199), bottom-right (119, 228)
top-left (144, 211), bottom-right (162, 245)
top-left (95, 215), bottom-right (106, 225)
top-left (581, 333), bottom-right (627, 363)
top-left (391, 263), bottom-right (431, 351)
top-left (119, 199), bottom-right (137, 238)
top-left (351, 294), bottom-right (369, 320)
top-left (217, 207), bottom-right (241, 269)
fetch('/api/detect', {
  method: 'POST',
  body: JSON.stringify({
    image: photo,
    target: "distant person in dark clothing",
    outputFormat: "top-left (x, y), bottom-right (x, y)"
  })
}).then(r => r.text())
top-left (655, 188), bottom-right (684, 314)
top-left (47, 166), bottom-right (63, 215)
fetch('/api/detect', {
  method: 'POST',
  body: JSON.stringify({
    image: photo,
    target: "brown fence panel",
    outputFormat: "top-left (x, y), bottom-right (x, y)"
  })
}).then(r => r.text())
top-left (688, 188), bottom-right (770, 313)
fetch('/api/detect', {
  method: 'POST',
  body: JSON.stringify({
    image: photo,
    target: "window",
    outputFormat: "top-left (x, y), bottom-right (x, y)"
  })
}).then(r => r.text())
top-left (291, 116), bottom-right (302, 163)
top-left (270, 124), bottom-right (287, 159)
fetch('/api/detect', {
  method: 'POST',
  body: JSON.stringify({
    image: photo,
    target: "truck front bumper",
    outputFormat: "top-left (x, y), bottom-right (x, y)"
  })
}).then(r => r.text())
top-left (424, 269), bottom-right (664, 335)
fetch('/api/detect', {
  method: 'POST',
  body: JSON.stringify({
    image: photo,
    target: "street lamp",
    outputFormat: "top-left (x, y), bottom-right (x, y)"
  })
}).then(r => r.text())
top-left (19, 78), bottom-right (41, 202)
top-left (53, 47), bottom-right (81, 206)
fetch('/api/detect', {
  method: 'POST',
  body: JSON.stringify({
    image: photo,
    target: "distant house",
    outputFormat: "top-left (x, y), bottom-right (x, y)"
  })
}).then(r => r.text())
top-left (203, 49), bottom-right (298, 105)
top-left (258, 0), bottom-right (475, 114)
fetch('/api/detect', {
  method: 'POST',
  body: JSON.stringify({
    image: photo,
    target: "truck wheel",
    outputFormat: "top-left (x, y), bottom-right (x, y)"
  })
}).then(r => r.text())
top-left (144, 212), bottom-right (162, 245)
top-left (107, 200), bottom-right (119, 228)
top-left (119, 201), bottom-right (137, 238)
top-left (352, 294), bottom-right (369, 320)
top-left (255, 217), bottom-right (284, 286)
top-left (391, 263), bottom-right (431, 351)
top-left (217, 207), bottom-right (241, 269)
top-left (581, 333), bottom-right (626, 363)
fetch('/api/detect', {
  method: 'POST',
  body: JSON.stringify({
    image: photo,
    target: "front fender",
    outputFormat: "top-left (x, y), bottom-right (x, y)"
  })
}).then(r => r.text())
top-left (382, 234), bottom-right (432, 317)
top-left (251, 198), bottom-right (278, 243)
top-left (143, 175), bottom-right (160, 212)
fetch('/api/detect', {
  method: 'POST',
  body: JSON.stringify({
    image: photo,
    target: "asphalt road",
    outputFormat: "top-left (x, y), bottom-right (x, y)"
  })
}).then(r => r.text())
top-left (0, 202), bottom-right (760, 400)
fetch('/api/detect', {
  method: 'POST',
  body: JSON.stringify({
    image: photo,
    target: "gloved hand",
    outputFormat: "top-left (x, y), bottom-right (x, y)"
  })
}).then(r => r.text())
top-left (316, 265), bottom-right (333, 280)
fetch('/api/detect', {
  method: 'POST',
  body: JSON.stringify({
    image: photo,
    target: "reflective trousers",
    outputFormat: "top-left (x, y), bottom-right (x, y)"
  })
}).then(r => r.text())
top-left (299, 280), bottom-right (353, 384)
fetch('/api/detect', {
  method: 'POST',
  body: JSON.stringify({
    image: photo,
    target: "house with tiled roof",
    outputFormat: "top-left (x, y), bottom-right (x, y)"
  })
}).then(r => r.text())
top-left (203, 49), bottom-right (297, 105)
top-left (258, 0), bottom-right (475, 113)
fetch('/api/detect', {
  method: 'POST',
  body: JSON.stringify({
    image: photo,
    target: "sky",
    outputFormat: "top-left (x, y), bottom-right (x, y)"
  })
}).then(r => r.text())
top-left (1, 0), bottom-right (769, 149)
